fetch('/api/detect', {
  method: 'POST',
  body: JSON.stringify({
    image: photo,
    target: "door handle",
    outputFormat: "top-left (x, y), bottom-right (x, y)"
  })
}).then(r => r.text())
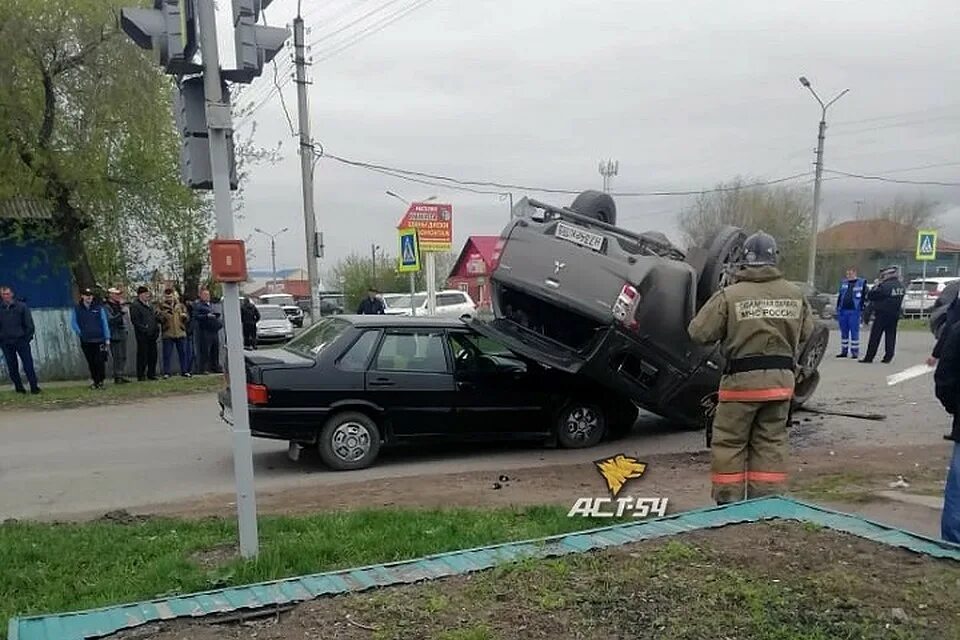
top-left (457, 381), bottom-right (475, 390)
top-left (369, 378), bottom-right (396, 388)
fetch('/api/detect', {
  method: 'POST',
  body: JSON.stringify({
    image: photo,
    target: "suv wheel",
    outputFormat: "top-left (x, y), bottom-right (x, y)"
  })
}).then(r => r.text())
top-left (568, 190), bottom-right (617, 226)
top-left (792, 322), bottom-right (829, 408)
top-left (555, 401), bottom-right (607, 448)
top-left (318, 411), bottom-right (381, 470)
top-left (698, 226), bottom-right (747, 307)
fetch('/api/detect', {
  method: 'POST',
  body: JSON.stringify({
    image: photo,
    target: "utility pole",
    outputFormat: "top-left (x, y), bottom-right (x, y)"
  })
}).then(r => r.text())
top-left (599, 159), bottom-right (619, 193)
top-left (255, 226), bottom-right (288, 293)
top-left (195, 0), bottom-right (259, 559)
top-left (799, 76), bottom-right (849, 288)
top-left (293, 15), bottom-right (321, 324)
top-left (371, 243), bottom-right (380, 284)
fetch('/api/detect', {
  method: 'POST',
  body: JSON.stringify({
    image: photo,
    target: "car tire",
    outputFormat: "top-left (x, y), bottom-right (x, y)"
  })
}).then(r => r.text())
top-left (698, 225), bottom-right (747, 307)
top-left (792, 322), bottom-right (829, 408)
top-left (568, 190), bottom-right (617, 226)
top-left (555, 401), bottom-right (607, 448)
top-left (317, 411), bottom-right (382, 470)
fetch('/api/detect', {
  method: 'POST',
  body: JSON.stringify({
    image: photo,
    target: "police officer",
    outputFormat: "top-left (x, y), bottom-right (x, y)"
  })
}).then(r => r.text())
top-left (835, 267), bottom-right (867, 358)
top-left (860, 265), bottom-right (905, 364)
top-left (689, 231), bottom-right (814, 504)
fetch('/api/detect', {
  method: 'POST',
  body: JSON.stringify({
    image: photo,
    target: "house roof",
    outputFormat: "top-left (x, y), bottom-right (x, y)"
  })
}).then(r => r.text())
top-left (448, 236), bottom-right (500, 279)
top-left (817, 219), bottom-right (960, 253)
top-left (0, 198), bottom-right (54, 220)
top-left (249, 280), bottom-right (310, 299)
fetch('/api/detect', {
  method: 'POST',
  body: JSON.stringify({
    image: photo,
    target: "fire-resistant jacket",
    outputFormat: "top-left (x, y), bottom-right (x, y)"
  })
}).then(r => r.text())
top-left (688, 265), bottom-right (814, 401)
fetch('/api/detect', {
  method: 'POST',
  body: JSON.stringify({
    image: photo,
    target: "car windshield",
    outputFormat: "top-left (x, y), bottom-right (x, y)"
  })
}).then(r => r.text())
top-left (908, 282), bottom-right (939, 293)
top-left (262, 295), bottom-right (295, 306)
top-left (284, 318), bottom-right (349, 357)
top-left (258, 306), bottom-right (287, 320)
top-left (381, 295), bottom-right (404, 308)
top-left (391, 294), bottom-right (427, 308)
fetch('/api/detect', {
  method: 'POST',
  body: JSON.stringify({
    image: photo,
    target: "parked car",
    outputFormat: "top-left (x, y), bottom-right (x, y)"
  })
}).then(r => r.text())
top-left (385, 290), bottom-right (478, 317)
top-left (219, 316), bottom-right (637, 470)
top-left (902, 277), bottom-right (959, 317)
top-left (468, 190), bottom-right (829, 431)
top-left (258, 293), bottom-right (305, 327)
top-left (930, 279), bottom-right (960, 337)
top-left (255, 304), bottom-right (295, 344)
top-left (789, 281), bottom-right (833, 319)
top-left (380, 293), bottom-right (406, 312)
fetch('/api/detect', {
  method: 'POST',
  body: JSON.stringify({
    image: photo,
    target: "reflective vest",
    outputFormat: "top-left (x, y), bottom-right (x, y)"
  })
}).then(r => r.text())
top-left (838, 277), bottom-right (866, 311)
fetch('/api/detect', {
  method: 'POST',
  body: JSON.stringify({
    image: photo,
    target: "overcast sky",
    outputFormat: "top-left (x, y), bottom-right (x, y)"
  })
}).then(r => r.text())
top-left (228, 0), bottom-right (960, 279)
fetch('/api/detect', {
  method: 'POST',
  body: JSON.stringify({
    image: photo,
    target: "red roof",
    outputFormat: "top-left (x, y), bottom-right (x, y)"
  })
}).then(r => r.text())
top-left (249, 280), bottom-right (310, 299)
top-left (448, 236), bottom-right (500, 279)
top-left (817, 219), bottom-right (960, 253)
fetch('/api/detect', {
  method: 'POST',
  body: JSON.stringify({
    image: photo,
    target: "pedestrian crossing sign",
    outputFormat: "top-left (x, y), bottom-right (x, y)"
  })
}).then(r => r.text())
top-left (916, 229), bottom-right (937, 261)
top-left (398, 228), bottom-right (421, 273)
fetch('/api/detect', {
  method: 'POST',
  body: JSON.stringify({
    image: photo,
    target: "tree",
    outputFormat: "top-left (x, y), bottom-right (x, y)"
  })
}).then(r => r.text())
top-left (0, 0), bottom-right (192, 290)
top-left (867, 195), bottom-right (939, 229)
top-left (679, 178), bottom-right (812, 280)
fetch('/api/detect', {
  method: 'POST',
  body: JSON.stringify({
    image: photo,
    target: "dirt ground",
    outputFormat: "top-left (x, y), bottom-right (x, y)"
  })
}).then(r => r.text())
top-left (116, 521), bottom-right (960, 640)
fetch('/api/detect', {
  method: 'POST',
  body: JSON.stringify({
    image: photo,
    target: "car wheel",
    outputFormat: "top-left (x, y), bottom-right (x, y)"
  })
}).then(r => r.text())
top-left (698, 225), bottom-right (747, 307)
top-left (317, 411), bottom-right (381, 470)
top-left (792, 322), bottom-right (829, 408)
top-left (568, 190), bottom-right (617, 226)
top-left (555, 401), bottom-right (607, 448)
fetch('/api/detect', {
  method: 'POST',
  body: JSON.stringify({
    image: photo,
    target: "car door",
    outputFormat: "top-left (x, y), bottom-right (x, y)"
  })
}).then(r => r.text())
top-left (448, 330), bottom-right (550, 436)
top-left (364, 330), bottom-right (456, 436)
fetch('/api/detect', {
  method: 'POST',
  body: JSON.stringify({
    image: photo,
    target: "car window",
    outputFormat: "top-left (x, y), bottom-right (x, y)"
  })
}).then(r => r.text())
top-left (374, 332), bottom-right (448, 373)
top-left (908, 282), bottom-right (939, 293)
top-left (392, 294), bottom-right (427, 308)
top-left (339, 330), bottom-right (380, 371)
top-left (449, 332), bottom-right (523, 372)
top-left (437, 294), bottom-right (465, 307)
top-left (284, 318), bottom-right (349, 357)
top-left (257, 306), bottom-right (286, 320)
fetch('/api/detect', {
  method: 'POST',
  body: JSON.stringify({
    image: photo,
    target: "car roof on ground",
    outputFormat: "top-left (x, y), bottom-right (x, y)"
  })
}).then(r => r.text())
top-left (333, 315), bottom-right (470, 329)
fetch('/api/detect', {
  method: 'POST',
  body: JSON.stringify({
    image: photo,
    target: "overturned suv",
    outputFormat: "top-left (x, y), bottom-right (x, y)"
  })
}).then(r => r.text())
top-left (470, 191), bottom-right (829, 431)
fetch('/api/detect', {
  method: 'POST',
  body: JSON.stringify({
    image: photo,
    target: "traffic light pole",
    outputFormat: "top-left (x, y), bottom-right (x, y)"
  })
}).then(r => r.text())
top-left (196, 0), bottom-right (259, 558)
top-left (293, 17), bottom-right (321, 324)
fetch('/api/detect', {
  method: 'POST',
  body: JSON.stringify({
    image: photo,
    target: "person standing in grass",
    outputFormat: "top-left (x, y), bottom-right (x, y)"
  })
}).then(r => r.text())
top-left (0, 285), bottom-right (41, 394)
top-left (70, 288), bottom-right (111, 390)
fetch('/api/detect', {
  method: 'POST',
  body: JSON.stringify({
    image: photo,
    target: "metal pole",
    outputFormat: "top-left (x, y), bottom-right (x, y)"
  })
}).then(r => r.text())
top-left (426, 252), bottom-right (437, 315)
top-left (293, 17), bottom-right (320, 325)
top-left (195, 0), bottom-right (258, 558)
top-left (921, 260), bottom-right (927, 320)
top-left (371, 244), bottom-right (377, 284)
top-left (270, 237), bottom-right (277, 291)
top-left (808, 115), bottom-right (826, 288)
top-left (409, 272), bottom-right (416, 316)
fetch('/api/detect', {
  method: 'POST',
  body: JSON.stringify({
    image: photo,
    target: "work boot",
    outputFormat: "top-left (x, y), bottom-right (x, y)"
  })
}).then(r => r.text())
top-left (15, 387), bottom-right (26, 394)
top-left (859, 358), bottom-right (873, 364)
top-left (881, 357), bottom-right (893, 364)
top-left (30, 387), bottom-right (41, 395)
top-left (835, 352), bottom-right (848, 358)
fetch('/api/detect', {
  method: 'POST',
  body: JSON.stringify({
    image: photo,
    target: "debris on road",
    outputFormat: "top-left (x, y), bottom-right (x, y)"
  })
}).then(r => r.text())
top-left (797, 405), bottom-right (887, 421)
top-left (888, 475), bottom-right (911, 489)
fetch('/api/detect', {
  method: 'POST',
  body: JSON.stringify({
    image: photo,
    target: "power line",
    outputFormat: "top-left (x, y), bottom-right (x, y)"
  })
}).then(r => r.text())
top-left (272, 56), bottom-right (297, 136)
top-left (831, 103), bottom-right (960, 127)
top-left (307, 0), bottom-right (407, 48)
top-left (824, 169), bottom-right (960, 187)
top-left (312, 0), bottom-right (436, 63)
top-left (830, 114), bottom-right (960, 138)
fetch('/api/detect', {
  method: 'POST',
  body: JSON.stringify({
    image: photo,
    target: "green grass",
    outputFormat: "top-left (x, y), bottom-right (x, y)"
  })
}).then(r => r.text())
top-left (0, 375), bottom-right (224, 410)
top-left (898, 318), bottom-right (931, 331)
top-left (0, 506), bottom-right (596, 637)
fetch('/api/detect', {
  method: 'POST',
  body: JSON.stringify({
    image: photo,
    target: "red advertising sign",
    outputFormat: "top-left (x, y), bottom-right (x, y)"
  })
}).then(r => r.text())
top-left (397, 202), bottom-right (453, 252)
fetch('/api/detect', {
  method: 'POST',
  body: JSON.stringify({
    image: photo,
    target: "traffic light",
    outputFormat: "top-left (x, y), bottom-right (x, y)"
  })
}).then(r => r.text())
top-left (174, 77), bottom-right (238, 190)
top-left (120, 0), bottom-right (200, 75)
top-left (222, 0), bottom-right (290, 83)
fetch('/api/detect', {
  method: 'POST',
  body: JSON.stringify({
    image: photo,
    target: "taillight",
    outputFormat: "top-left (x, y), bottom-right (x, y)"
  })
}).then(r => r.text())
top-left (490, 238), bottom-right (506, 272)
top-left (246, 383), bottom-right (269, 405)
top-left (613, 284), bottom-right (641, 331)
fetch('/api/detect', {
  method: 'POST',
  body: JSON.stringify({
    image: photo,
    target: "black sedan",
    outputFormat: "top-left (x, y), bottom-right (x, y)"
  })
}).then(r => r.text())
top-left (220, 316), bottom-right (637, 470)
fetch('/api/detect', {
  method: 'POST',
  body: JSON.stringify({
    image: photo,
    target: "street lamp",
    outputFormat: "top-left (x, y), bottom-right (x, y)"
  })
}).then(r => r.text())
top-left (799, 76), bottom-right (849, 287)
top-left (254, 226), bottom-right (289, 292)
top-left (385, 190), bottom-right (437, 205)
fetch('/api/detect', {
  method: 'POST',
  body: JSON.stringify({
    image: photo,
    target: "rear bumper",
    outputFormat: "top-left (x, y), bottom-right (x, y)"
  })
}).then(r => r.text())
top-left (218, 390), bottom-right (324, 442)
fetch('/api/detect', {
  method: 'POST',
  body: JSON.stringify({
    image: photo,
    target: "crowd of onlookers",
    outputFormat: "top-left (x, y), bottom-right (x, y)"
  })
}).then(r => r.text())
top-left (0, 283), bottom-right (228, 391)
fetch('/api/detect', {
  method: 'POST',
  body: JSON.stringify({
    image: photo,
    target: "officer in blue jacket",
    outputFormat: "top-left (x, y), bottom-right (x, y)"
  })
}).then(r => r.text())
top-left (835, 267), bottom-right (867, 358)
top-left (71, 288), bottom-right (111, 389)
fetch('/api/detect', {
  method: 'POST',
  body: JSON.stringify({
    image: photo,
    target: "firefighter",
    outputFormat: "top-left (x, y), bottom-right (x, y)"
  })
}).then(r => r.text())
top-left (688, 231), bottom-right (814, 504)
top-left (835, 267), bottom-right (867, 358)
top-left (860, 265), bottom-right (905, 364)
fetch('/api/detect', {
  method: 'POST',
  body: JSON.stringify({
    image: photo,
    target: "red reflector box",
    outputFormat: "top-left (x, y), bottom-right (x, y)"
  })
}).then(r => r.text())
top-left (209, 239), bottom-right (247, 282)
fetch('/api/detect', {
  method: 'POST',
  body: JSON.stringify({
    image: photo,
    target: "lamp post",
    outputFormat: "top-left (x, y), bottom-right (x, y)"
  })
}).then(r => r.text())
top-left (254, 226), bottom-right (288, 292)
top-left (799, 76), bottom-right (849, 288)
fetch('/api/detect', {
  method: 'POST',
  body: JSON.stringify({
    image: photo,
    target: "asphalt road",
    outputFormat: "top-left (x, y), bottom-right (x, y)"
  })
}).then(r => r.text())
top-left (0, 328), bottom-right (949, 520)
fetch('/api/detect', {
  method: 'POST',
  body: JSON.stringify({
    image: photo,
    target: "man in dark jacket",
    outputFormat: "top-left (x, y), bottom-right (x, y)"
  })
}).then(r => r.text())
top-left (193, 288), bottom-right (222, 374)
top-left (860, 266), bottom-right (905, 364)
top-left (129, 286), bottom-right (160, 381)
top-left (932, 306), bottom-right (960, 543)
top-left (0, 285), bottom-right (41, 394)
top-left (357, 287), bottom-right (385, 315)
top-left (240, 297), bottom-right (261, 349)
top-left (71, 288), bottom-right (111, 389)
top-left (105, 287), bottom-right (130, 384)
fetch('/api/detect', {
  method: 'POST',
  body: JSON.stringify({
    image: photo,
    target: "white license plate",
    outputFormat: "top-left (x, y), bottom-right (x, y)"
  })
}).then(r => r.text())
top-left (555, 222), bottom-right (604, 251)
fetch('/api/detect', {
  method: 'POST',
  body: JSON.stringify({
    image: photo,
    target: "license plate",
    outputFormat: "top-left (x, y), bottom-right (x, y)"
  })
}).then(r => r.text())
top-left (555, 222), bottom-right (604, 251)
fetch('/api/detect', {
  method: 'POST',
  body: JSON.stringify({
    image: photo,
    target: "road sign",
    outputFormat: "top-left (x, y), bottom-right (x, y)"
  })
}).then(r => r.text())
top-left (398, 228), bottom-right (421, 273)
top-left (917, 229), bottom-right (938, 261)
top-left (397, 202), bottom-right (453, 252)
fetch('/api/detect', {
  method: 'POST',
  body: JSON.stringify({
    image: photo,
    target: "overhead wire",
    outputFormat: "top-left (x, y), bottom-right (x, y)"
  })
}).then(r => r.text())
top-left (311, 0), bottom-right (436, 63)
top-left (824, 169), bottom-right (960, 187)
top-left (306, 0), bottom-right (407, 48)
